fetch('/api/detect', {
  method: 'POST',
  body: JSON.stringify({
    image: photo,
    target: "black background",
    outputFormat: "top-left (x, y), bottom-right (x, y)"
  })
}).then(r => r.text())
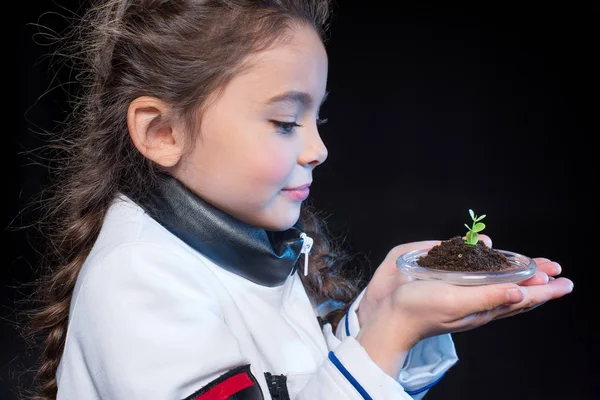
top-left (8, 1), bottom-right (598, 399)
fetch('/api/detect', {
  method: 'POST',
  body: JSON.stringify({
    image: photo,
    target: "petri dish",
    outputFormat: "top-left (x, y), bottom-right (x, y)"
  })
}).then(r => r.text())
top-left (396, 247), bottom-right (537, 286)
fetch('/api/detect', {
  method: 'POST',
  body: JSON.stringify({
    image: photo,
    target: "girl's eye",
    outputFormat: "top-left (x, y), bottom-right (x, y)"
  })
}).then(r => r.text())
top-left (271, 117), bottom-right (328, 135)
top-left (272, 120), bottom-right (302, 135)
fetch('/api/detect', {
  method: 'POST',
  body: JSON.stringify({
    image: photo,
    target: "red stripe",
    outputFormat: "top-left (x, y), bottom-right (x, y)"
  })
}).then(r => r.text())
top-left (194, 372), bottom-right (254, 400)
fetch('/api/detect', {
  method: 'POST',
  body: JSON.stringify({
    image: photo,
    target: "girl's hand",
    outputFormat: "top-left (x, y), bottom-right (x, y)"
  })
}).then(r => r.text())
top-left (357, 235), bottom-right (559, 326)
top-left (357, 235), bottom-right (492, 328)
top-left (355, 236), bottom-right (574, 377)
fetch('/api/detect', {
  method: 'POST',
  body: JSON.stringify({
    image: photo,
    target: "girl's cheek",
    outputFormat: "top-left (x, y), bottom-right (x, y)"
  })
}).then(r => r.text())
top-left (254, 149), bottom-right (294, 184)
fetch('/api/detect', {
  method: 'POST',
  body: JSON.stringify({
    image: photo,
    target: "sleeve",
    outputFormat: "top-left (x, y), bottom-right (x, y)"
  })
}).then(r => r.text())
top-left (64, 243), bottom-right (265, 400)
top-left (332, 288), bottom-right (459, 399)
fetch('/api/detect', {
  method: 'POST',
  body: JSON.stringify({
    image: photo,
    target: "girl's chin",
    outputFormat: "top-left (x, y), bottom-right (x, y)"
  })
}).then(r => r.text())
top-left (263, 207), bottom-right (301, 232)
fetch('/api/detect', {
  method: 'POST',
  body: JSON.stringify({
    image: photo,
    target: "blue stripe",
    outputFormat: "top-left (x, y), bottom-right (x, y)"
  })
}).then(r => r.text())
top-left (328, 351), bottom-right (373, 399)
top-left (405, 372), bottom-right (446, 396)
top-left (345, 306), bottom-right (351, 337)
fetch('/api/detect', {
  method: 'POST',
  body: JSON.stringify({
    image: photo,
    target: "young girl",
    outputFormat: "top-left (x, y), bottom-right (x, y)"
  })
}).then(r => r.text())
top-left (26, 1), bottom-right (573, 399)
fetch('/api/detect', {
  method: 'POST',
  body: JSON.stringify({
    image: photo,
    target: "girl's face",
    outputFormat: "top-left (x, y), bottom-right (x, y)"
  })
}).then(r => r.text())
top-left (172, 24), bottom-right (329, 231)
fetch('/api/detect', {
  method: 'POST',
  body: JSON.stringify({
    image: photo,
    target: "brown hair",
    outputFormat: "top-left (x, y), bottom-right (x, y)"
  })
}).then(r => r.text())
top-left (21, 1), bottom-right (365, 399)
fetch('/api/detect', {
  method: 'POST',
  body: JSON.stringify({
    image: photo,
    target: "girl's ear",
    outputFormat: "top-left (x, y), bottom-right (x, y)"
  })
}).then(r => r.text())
top-left (127, 96), bottom-right (185, 167)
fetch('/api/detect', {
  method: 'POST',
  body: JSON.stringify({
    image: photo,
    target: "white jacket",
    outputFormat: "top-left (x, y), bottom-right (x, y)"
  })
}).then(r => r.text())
top-left (56, 195), bottom-right (458, 399)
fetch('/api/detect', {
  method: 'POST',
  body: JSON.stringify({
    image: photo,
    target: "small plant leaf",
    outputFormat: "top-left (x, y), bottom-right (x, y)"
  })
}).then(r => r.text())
top-left (465, 230), bottom-right (477, 245)
top-left (464, 223), bottom-right (472, 230)
top-left (465, 231), bottom-right (472, 243)
top-left (469, 209), bottom-right (475, 220)
top-left (472, 222), bottom-right (486, 233)
top-left (475, 214), bottom-right (486, 222)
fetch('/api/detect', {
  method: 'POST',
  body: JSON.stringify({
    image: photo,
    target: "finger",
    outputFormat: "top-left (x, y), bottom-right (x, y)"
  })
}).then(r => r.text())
top-left (478, 234), bottom-right (492, 248)
top-left (446, 283), bottom-right (526, 321)
top-left (522, 277), bottom-right (574, 304)
top-left (533, 258), bottom-right (562, 277)
top-left (518, 271), bottom-right (549, 286)
top-left (493, 277), bottom-right (573, 319)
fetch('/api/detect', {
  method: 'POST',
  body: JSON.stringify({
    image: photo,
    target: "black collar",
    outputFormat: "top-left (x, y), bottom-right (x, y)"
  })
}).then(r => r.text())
top-left (128, 174), bottom-right (304, 287)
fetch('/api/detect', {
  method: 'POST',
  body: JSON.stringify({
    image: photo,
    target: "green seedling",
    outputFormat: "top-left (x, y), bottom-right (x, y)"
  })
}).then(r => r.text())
top-left (465, 209), bottom-right (486, 245)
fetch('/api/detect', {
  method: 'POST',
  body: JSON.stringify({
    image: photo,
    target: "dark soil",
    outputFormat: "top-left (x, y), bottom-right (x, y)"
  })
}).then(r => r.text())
top-left (417, 236), bottom-right (512, 272)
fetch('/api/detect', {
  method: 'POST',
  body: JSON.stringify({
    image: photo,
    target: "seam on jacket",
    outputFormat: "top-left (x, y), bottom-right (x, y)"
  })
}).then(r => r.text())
top-left (327, 351), bottom-right (372, 400)
top-left (345, 308), bottom-right (351, 337)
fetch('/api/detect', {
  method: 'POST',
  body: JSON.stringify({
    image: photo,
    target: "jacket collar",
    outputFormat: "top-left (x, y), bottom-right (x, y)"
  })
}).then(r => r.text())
top-left (128, 174), bottom-right (305, 287)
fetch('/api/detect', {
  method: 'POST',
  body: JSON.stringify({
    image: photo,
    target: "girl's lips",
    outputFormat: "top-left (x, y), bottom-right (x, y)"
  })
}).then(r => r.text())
top-left (285, 183), bottom-right (311, 190)
top-left (281, 186), bottom-right (310, 201)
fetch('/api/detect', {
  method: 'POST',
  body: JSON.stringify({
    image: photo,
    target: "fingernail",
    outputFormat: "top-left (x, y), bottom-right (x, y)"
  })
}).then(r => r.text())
top-left (554, 263), bottom-right (562, 275)
top-left (506, 287), bottom-right (524, 303)
top-left (541, 272), bottom-right (549, 284)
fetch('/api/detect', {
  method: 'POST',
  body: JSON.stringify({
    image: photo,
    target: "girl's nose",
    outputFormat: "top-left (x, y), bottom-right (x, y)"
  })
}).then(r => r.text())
top-left (299, 127), bottom-right (328, 167)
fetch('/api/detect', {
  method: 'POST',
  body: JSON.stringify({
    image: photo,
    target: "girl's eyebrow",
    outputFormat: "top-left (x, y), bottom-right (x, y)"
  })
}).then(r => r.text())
top-left (265, 90), bottom-right (329, 109)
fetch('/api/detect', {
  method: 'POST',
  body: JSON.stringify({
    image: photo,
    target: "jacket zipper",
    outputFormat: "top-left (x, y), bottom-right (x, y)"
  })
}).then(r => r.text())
top-left (299, 232), bottom-right (313, 276)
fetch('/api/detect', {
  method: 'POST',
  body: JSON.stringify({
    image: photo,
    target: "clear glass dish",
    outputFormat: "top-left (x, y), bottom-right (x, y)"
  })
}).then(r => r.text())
top-left (396, 247), bottom-right (537, 286)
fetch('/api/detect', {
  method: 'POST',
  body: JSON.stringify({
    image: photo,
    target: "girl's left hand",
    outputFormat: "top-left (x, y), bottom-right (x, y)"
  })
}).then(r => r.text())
top-left (357, 235), bottom-right (563, 327)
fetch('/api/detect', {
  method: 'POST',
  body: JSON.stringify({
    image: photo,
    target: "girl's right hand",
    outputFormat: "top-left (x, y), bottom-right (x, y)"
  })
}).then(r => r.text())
top-left (355, 277), bottom-right (573, 377)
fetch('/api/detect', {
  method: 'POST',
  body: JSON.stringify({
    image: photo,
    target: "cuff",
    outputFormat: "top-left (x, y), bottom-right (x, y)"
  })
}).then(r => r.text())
top-left (399, 334), bottom-right (458, 396)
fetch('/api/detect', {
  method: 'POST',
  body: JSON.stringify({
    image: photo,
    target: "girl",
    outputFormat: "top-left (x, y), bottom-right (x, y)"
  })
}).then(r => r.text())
top-left (25, 0), bottom-right (573, 399)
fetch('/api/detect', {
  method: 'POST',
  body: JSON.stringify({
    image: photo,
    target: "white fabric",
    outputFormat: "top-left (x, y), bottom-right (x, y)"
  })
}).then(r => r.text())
top-left (56, 195), bottom-right (458, 399)
top-left (336, 290), bottom-right (458, 399)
